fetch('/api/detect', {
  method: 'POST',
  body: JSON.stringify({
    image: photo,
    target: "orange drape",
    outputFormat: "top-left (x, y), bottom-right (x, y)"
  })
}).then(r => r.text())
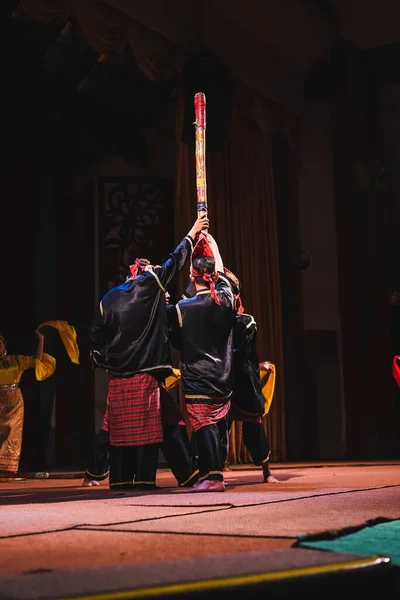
top-left (19, 0), bottom-right (186, 76)
top-left (174, 84), bottom-right (287, 462)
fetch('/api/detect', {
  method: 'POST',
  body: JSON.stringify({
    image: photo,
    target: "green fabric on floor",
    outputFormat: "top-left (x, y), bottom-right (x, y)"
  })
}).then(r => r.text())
top-left (297, 519), bottom-right (400, 566)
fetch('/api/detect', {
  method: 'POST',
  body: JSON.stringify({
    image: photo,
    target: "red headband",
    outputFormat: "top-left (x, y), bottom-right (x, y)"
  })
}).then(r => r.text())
top-left (191, 234), bottom-right (221, 304)
top-left (191, 267), bottom-right (220, 305)
top-left (192, 233), bottom-right (214, 259)
top-left (129, 258), bottom-right (150, 279)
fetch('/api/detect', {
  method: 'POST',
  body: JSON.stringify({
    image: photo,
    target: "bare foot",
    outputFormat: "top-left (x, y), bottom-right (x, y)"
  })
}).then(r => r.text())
top-left (82, 476), bottom-right (100, 487)
top-left (264, 474), bottom-right (279, 483)
top-left (189, 479), bottom-right (225, 492)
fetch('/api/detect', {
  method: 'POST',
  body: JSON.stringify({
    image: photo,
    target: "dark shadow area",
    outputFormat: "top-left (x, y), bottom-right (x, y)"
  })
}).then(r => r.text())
top-left (225, 471), bottom-right (303, 483)
top-left (0, 485), bottom-right (177, 507)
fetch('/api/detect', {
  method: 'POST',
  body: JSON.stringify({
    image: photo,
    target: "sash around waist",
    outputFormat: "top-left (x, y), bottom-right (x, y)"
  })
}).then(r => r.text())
top-left (185, 391), bottom-right (232, 404)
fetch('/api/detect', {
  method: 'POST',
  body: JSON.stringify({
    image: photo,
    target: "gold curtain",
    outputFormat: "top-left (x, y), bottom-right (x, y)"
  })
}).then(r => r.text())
top-left (19, 0), bottom-right (186, 77)
top-left (174, 84), bottom-right (287, 462)
top-left (19, 0), bottom-right (130, 53)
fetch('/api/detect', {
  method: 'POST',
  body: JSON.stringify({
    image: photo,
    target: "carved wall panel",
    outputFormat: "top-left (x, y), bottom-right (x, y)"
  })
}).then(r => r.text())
top-left (98, 177), bottom-right (174, 296)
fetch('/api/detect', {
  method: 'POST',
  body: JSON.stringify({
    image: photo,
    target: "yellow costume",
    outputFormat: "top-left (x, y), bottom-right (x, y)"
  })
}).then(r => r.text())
top-left (0, 321), bottom-right (79, 475)
top-left (165, 368), bottom-right (181, 392)
top-left (37, 320), bottom-right (80, 365)
top-left (0, 354), bottom-right (55, 473)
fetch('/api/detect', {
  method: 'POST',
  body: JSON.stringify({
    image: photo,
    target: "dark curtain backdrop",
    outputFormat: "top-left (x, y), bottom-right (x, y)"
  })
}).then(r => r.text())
top-left (329, 52), bottom-right (398, 459)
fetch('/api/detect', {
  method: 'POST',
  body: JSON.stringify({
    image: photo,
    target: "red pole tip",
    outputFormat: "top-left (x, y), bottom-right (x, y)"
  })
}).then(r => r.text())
top-left (194, 92), bottom-right (206, 128)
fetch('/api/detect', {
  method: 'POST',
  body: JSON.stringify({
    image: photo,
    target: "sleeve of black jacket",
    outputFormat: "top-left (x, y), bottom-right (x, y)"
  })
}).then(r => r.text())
top-left (154, 235), bottom-right (194, 288)
top-left (90, 304), bottom-right (106, 368)
top-left (167, 303), bottom-right (183, 351)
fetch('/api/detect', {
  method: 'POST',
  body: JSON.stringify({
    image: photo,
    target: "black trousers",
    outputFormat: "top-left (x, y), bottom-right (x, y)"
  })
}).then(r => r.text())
top-left (85, 428), bottom-right (110, 482)
top-left (192, 416), bottom-right (228, 483)
top-left (223, 418), bottom-right (270, 467)
top-left (162, 424), bottom-right (199, 487)
top-left (109, 443), bottom-right (159, 490)
top-left (159, 386), bottom-right (199, 486)
top-left (86, 423), bottom-right (199, 488)
top-left (242, 421), bottom-right (270, 466)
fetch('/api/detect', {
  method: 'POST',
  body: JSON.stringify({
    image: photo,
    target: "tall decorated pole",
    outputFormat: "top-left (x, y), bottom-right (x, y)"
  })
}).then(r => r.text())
top-left (194, 92), bottom-right (208, 228)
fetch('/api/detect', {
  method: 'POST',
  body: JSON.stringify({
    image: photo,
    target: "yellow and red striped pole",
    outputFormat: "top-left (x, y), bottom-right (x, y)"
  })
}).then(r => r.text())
top-left (194, 92), bottom-right (208, 226)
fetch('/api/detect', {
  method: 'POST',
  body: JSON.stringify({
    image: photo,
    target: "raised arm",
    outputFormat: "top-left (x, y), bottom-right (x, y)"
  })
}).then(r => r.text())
top-left (155, 214), bottom-right (209, 287)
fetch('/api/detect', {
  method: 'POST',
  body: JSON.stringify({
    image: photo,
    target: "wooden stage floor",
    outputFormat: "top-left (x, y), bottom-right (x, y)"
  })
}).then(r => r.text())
top-left (0, 461), bottom-right (399, 598)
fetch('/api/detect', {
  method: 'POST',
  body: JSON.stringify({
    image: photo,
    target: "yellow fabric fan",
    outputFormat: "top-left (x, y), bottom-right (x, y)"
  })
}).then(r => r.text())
top-left (37, 320), bottom-right (80, 364)
top-left (259, 361), bottom-right (276, 416)
top-left (165, 368), bottom-right (181, 391)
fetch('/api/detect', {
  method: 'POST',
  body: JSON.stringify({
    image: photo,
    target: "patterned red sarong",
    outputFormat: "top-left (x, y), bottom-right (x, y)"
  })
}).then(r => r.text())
top-left (185, 400), bottom-right (231, 432)
top-left (107, 374), bottom-right (163, 446)
top-left (102, 383), bottom-right (185, 432)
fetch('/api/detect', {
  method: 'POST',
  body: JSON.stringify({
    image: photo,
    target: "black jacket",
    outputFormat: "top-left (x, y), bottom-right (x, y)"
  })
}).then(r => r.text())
top-left (168, 278), bottom-right (236, 401)
top-left (90, 235), bottom-right (194, 379)
top-left (232, 313), bottom-right (264, 416)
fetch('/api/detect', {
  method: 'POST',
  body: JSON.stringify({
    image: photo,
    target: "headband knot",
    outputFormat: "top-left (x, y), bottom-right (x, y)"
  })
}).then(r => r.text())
top-left (129, 258), bottom-right (150, 279)
top-left (191, 267), bottom-right (221, 305)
